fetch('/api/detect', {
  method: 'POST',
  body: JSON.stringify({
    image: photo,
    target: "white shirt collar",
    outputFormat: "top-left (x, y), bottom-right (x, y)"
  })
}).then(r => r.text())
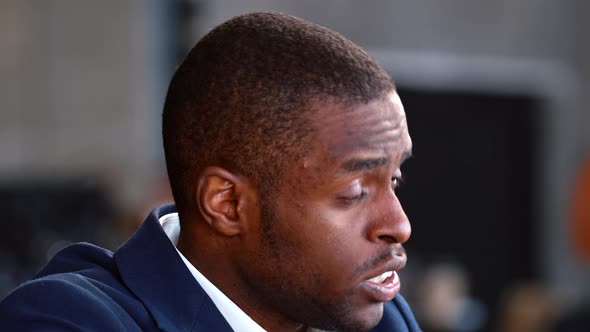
top-left (159, 212), bottom-right (267, 332)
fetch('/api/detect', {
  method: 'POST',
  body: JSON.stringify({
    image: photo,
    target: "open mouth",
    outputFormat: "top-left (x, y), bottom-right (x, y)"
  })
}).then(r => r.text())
top-left (363, 270), bottom-right (401, 302)
top-left (367, 270), bottom-right (393, 284)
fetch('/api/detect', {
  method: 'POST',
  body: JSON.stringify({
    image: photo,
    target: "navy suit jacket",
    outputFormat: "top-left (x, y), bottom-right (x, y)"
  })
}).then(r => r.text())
top-left (0, 205), bottom-right (421, 331)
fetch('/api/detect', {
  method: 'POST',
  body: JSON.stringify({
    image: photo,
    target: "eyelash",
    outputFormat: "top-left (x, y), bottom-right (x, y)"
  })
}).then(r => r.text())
top-left (339, 176), bottom-right (404, 205)
top-left (392, 175), bottom-right (404, 189)
top-left (338, 192), bottom-right (367, 206)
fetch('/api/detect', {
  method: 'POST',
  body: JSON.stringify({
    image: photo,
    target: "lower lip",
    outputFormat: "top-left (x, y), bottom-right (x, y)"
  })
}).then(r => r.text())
top-left (362, 271), bottom-right (401, 302)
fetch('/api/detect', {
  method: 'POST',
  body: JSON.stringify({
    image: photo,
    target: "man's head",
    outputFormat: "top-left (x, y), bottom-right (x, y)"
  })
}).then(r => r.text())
top-left (162, 12), bottom-right (394, 215)
top-left (163, 12), bottom-right (412, 332)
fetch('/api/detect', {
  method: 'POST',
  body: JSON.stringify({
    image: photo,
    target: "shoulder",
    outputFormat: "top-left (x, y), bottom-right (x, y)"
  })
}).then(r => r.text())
top-left (371, 295), bottom-right (422, 332)
top-left (0, 243), bottom-right (154, 331)
top-left (0, 275), bottom-right (128, 331)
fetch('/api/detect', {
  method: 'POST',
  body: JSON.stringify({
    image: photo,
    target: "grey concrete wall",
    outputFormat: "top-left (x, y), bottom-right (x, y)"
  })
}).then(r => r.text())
top-left (0, 0), bottom-right (165, 207)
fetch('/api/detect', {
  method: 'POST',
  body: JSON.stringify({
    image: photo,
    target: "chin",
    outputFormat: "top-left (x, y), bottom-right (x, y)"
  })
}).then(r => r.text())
top-left (352, 303), bottom-right (385, 331)
top-left (317, 302), bottom-right (384, 332)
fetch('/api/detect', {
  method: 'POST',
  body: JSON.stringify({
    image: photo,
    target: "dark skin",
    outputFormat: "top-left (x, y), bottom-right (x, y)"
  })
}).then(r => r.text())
top-left (177, 91), bottom-right (412, 332)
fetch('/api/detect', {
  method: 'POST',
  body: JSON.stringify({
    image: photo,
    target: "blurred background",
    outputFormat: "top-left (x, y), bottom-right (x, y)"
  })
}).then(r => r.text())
top-left (1, 1), bottom-right (589, 331)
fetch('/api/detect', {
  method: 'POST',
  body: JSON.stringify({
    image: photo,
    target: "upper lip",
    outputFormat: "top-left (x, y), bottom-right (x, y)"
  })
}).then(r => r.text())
top-left (363, 249), bottom-right (407, 281)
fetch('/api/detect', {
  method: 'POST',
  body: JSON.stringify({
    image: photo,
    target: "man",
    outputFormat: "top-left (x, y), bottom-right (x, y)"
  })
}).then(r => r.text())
top-left (0, 12), bottom-right (420, 331)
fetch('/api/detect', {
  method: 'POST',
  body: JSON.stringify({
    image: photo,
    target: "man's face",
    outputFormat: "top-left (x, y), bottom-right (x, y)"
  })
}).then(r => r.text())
top-left (241, 92), bottom-right (412, 331)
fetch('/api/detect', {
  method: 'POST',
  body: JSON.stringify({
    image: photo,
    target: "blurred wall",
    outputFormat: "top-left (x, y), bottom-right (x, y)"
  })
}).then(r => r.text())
top-left (0, 0), bottom-right (169, 209)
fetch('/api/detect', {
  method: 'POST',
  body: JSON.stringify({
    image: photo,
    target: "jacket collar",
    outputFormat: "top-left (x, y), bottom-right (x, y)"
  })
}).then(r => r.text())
top-left (114, 204), bottom-right (233, 332)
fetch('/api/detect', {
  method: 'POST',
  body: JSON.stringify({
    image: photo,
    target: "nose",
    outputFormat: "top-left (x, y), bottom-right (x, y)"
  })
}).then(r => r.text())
top-left (367, 191), bottom-right (411, 244)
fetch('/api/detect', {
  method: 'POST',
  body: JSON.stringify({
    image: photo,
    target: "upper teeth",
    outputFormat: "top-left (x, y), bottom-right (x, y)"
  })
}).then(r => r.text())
top-left (369, 271), bottom-right (393, 283)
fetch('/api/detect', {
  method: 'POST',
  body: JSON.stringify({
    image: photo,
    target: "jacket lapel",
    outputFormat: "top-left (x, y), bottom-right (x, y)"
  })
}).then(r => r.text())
top-left (114, 205), bottom-right (233, 331)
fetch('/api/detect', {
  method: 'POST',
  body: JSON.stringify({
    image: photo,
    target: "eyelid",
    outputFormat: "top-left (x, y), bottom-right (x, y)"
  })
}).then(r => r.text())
top-left (339, 186), bottom-right (365, 200)
top-left (336, 180), bottom-right (366, 203)
top-left (337, 191), bottom-right (367, 207)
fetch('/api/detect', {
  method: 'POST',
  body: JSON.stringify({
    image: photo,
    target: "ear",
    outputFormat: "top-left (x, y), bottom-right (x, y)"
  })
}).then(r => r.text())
top-left (196, 166), bottom-right (257, 237)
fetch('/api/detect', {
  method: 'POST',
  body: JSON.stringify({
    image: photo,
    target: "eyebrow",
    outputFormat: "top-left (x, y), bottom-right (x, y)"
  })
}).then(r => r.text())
top-left (340, 150), bottom-right (412, 172)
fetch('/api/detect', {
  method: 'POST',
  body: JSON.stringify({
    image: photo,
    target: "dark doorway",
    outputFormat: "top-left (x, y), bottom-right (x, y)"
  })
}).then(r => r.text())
top-left (397, 87), bottom-right (540, 332)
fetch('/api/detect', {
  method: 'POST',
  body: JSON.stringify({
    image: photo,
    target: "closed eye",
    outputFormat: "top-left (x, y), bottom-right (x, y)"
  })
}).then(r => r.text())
top-left (338, 191), bottom-right (368, 206)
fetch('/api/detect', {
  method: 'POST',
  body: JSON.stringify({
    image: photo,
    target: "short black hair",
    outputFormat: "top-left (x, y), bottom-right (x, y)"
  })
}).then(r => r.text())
top-left (162, 12), bottom-right (394, 215)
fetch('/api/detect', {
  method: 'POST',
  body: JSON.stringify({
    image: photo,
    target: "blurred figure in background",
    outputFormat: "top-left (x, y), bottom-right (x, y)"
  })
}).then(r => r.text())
top-left (496, 282), bottom-right (558, 332)
top-left (416, 262), bottom-right (486, 332)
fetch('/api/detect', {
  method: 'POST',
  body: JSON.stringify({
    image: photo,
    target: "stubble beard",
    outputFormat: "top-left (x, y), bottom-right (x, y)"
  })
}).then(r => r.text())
top-left (255, 198), bottom-right (380, 332)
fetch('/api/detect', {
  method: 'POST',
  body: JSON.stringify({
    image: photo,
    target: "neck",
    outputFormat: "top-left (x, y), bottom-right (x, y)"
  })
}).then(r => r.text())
top-left (177, 227), bottom-right (308, 332)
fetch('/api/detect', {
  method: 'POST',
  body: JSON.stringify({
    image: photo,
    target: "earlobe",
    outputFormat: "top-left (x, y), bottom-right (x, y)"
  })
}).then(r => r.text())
top-left (197, 167), bottom-right (249, 237)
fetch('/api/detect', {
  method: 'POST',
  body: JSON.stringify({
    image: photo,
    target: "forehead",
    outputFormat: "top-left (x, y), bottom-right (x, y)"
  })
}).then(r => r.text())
top-left (307, 92), bottom-right (411, 164)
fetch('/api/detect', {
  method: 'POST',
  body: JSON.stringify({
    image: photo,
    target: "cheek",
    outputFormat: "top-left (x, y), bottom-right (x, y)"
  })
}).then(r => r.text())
top-left (278, 204), bottom-right (368, 288)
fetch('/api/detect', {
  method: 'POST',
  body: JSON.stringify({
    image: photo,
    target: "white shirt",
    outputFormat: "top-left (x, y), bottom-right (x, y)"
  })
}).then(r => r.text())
top-left (159, 212), bottom-right (267, 332)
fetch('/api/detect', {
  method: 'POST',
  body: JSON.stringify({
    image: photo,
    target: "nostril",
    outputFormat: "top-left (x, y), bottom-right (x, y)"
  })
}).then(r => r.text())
top-left (378, 235), bottom-right (395, 244)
